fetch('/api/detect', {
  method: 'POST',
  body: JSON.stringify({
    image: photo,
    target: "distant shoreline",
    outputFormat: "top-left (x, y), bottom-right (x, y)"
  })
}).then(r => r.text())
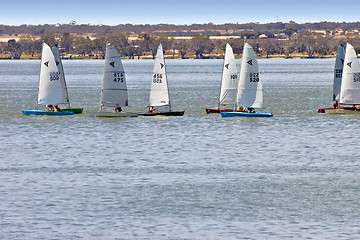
top-left (0, 53), bottom-right (338, 60)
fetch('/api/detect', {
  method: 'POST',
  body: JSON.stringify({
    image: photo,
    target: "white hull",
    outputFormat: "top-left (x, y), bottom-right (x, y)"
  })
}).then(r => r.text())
top-left (324, 108), bottom-right (360, 114)
top-left (88, 112), bottom-right (138, 117)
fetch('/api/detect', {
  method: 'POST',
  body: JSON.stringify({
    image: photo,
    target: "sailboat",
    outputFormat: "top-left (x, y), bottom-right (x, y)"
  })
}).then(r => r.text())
top-left (88, 43), bottom-right (137, 117)
top-left (319, 42), bottom-right (360, 114)
top-left (221, 43), bottom-right (273, 117)
top-left (51, 44), bottom-right (83, 114)
top-left (206, 43), bottom-right (238, 114)
top-left (22, 43), bottom-right (74, 116)
top-left (317, 43), bottom-right (345, 113)
top-left (138, 44), bottom-right (184, 116)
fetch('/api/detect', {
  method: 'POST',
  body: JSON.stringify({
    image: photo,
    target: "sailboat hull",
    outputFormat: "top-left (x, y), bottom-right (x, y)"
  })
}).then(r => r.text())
top-left (88, 112), bottom-right (138, 117)
top-left (139, 111), bottom-right (185, 116)
top-left (318, 107), bottom-right (360, 114)
top-left (22, 110), bottom-right (74, 116)
top-left (62, 108), bottom-right (84, 114)
top-left (205, 108), bottom-right (233, 114)
top-left (220, 111), bottom-right (273, 118)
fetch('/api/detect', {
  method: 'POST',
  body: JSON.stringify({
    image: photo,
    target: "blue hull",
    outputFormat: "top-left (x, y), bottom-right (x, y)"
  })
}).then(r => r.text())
top-left (220, 112), bottom-right (273, 118)
top-left (22, 110), bottom-right (74, 116)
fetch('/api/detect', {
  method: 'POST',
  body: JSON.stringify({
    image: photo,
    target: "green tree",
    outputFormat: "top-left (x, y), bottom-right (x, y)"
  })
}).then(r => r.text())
top-left (7, 39), bottom-right (22, 59)
top-left (18, 35), bottom-right (41, 57)
top-left (106, 33), bottom-right (129, 57)
top-left (93, 35), bottom-right (107, 58)
top-left (40, 32), bottom-right (56, 46)
top-left (191, 35), bottom-right (215, 58)
top-left (174, 39), bottom-right (189, 59)
top-left (73, 36), bottom-right (94, 56)
top-left (60, 32), bottom-right (73, 53)
top-left (283, 27), bottom-right (297, 40)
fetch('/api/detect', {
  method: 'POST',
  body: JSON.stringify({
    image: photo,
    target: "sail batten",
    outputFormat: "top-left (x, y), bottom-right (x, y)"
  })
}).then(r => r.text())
top-left (340, 42), bottom-right (360, 105)
top-left (100, 43), bottom-right (128, 108)
top-left (149, 44), bottom-right (170, 107)
top-left (236, 43), bottom-right (263, 108)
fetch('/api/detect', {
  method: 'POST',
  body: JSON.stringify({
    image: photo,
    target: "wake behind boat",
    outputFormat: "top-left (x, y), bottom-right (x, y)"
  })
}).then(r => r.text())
top-left (206, 43), bottom-right (238, 114)
top-left (318, 42), bottom-right (360, 114)
top-left (22, 43), bottom-right (75, 116)
top-left (139, 44), bottom-right (184, 117)
top-left (88, 43), bottom-right (138, 117)
top-left (220, 43), bottom-right (273, 118)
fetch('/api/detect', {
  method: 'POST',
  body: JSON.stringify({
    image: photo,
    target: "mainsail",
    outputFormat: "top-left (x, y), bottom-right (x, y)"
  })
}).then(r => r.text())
top-left (340, 42), bottom-right (360, 105)
top-left (100, 43), bottom-right (128, 109)
top-left (219, 43), bottom-right (238, 106)
top-left (236, 43), bottom-right (263, 108)
top-left (37, 43), bottom-right (64, 106)
top-left (333, 43), bottom-right (345, 101)
top-left (149, 44), bottom-right (170, 108)
top-left (51, 44), bottom-right (70, 106)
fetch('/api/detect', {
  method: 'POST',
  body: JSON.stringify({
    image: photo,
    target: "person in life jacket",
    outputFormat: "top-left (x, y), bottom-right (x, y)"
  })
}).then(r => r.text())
top-left (54, 105), bottom-right (62, 112)
top-left (333, 101), bottom-right (339, 108)
top-left (148, 106), bottom-right (154, 113)
top-left (46, 105), bottom-right (54, 111)
top-left (114, 103), bottom-right (122, 112)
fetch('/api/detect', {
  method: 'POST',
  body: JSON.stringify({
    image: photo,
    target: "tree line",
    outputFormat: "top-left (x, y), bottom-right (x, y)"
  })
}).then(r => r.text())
top-left (1, 30), bottom-right (360, 60)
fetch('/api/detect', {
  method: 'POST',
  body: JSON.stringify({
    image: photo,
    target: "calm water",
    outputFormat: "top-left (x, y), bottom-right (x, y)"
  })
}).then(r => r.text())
top-left (1, 58), bottom-right (360, 239)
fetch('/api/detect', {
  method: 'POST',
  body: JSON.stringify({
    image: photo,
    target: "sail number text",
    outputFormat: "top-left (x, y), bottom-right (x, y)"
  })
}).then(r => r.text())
top-left (114, 72), bottom-right (124, 82)
top-left (49, 71), bottom-right (60, 81)
top-left (153, 73), bottom-right (162, 83)
top-left (354, 73), bottom-right (360, 82)
top-left (335, 69), bottom-right (342, 78)
top-left (230, 74), bottom-right (237, 80)
top-left (249, 73), bottom-right (259, 82)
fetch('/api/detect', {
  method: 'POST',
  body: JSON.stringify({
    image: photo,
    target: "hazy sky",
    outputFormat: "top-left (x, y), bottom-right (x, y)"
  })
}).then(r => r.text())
top-left (1, 0), bottom-right (359, 26)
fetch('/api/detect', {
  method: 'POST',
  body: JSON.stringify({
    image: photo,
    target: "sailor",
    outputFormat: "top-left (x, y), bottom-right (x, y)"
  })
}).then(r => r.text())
top-left (46, 105), bottom-right (54, 111)
top-left (115, 103), bottom-right (122, 112)
top-left (333, 101), bottom-right (339, 108)
top-left (54, 105), bottom-right (62, 112)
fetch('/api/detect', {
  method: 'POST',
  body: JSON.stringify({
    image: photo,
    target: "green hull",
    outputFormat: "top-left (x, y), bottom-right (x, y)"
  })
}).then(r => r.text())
top-left (62, 108), bottom-right (84, 114)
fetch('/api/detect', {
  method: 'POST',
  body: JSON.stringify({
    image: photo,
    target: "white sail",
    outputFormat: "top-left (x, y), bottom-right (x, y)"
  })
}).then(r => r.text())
top-left (100, 43), bottom-right (128, 108)
top-left (37, 43), bottom-right (63, 106)
top-left (51, 44), bottom-right (70, 106)
top-left (333, 43), bottom-right (345, 101)
top-left (340, 42), bottom-right (360, 105)
top-left (236, 43), bottom-right (263, 108)
top-left (219, 43), bottom-right (238, 106)
top-left (149, 44), bottom-right (170, 107)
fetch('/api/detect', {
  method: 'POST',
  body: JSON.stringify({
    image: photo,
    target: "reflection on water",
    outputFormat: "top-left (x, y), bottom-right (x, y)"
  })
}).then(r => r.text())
top-left (1, 59), bottom-right (360, 239)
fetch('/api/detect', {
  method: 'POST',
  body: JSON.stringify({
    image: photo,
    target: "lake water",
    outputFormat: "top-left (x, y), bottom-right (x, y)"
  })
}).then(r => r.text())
top-left (1, 58), bottom-right (360, 239)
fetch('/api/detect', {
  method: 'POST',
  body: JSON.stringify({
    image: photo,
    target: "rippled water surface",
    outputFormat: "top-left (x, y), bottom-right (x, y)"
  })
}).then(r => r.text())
top-left (1, 59), bottom-right (360, 239)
